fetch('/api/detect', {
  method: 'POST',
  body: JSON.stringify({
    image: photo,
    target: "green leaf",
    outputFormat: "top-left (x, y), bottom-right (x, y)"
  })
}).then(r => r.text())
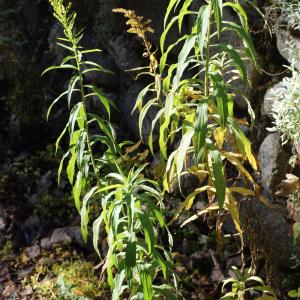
top-left (161, 16), bottom-right (178, 54)
top-left (139, 213), bottom-right (155, 254)
top-left (210, 148), bottom-right (226, 208)
top-left (213, 0), bottom-right (223, 39)
top-left (85, 85), bottom-right (114, 119)
top-left (92, 213), bottom-right (103, 258)
top-left (160, 35), bottom-right (188, 73)
top-left (139, 98), bottom-right (156, 141)
top-left (47, 90), bottom-right (68, 121)
top-left (222, 21), bottom-right (258, 68)
top-left (223, 2), bottom-right (249, 32)
top-left (220, 43), bottom-right (247, 84)
top-left (196, 4), bottom-right (210, 57)
top-left (80, 186), bottom-right (98, 242)
top-left (141, 270), bottom-right (153, 300)
top-left (112, 270), bottom-right (126, 300)
top-left (194, 99), bottom-right (208, 163)
top-left (73, 171), bottom-right (83, 212)
top-left (125, 241), bottom-right (136, 272)
top-left (178, 0), bottom-right (193, 33)
top-left (174, 34), bottom-right (197, 87)
top-left (41, 64), bottom-right (77, 76)
top-left (67, 75), bottom-right (80, 108)
top-left (58, 151), bottom-right (70, 185)
top-left (164, 0), bottom-right (181, 27)
top-left (67, 130), bottom-right (81, 185)
top-left (55, 124), bottom-right (68, 154)
top-left (210, 73), bottom-right (228, 128)
top-left (176, 127), bottom-right (194, 190)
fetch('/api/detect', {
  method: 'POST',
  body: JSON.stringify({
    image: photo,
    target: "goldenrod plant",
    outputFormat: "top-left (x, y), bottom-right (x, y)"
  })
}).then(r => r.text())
top-left (135, 0), bottom-right (264, 246)
top-left (45, 1), bottom-right (175, 299)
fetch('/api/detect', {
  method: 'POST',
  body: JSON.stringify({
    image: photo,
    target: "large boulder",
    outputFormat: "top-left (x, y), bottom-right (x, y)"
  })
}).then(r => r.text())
top-left (258, 133), bottom-right (290, 195)
top-left (262, 82), bottom-right (283, 118)
top-left (275, 28), bottom-right (300, 70)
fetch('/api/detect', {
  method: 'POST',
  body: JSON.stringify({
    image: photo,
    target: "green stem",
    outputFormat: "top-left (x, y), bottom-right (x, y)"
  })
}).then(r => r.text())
top-left (204, 0), bottom-right (213, 97)
top-left (74, 46), bottom-right (100, 182)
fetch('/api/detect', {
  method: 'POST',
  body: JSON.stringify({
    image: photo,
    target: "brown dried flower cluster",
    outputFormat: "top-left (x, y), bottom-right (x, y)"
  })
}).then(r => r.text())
top-left (113, 8), bottom-right (158, 74)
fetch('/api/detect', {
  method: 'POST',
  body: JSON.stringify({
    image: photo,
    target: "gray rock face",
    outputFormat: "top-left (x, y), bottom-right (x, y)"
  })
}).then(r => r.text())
top-left (276, 28), bottom-right (300, 70)
top-left (108, 34), bottom-right (145, 74)
top-left (241, 198), bottom-right (300, 276)
top-left (40, 226), bottom-right (86, 250)
top-left (262, 82), bottom-right (283, 118)
top-left (258, 133), bottom-right (290, 195)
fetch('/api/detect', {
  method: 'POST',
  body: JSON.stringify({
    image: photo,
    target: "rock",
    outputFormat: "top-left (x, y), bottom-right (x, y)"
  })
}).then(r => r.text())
top-left (262, 82), bottom-right (283, 118)
top-left (24, 244), bottom-right (41, 259)
top-left (258, 133), bottom-right (290, 195)
top-left (240, 198), bottom-right (300, 296)
top-left (108, 34), bottom-right (145, 74)
top-left (275, 28), bottom-right (300, 70)
top-left (40, 226), bottom-right (85, 250)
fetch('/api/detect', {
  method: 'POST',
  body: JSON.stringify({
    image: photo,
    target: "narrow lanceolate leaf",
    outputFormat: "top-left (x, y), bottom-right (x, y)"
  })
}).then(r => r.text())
top-left (222, 21), bottom-right (258, 68)
top-left (141, 271), bottom-right (153, 300)
top-left (85, 85), bottom-right (115, 119)
top-left (212, 0), bottom-right (223, 39)
top-left (41, 64), bottom-right (77, 76)
top-left (223, 2), bottom-right (249, 32)
top-left (73, 171), bottom-right (83, 212)
top-left (219, 43), bottom-right (247, 84)
top-left (230, 119), bottom-right (257, 170)
top-left (178, 0), bottom-right (193, 33)
top-left (161, 16), bottom-right (179, 54)
top-left (125, 241), bottom-right (136, 272)
top-left (164, 0), bottom-right (181, 28)
top-left (210, 73), bottom-right (228, 128)
top-left (67, 75), bottom-right (80, 108)
top-left (181, 202), bottom-right (219, 227)
top-left (196, 4), bottom-right (210, 57)
top-left (80, 186), bottom-right (98, 242)
top-left (139, 99), bottom-right (156, 141)
top-left (138, 213), bottom-right (155, 254)
top-left (55, 123), bottom-right (68, 154)
top-left (132, 83), bottom-right (153, 113)
top-left (112, 270), bottom-right (126, 300)
top-left (67, 130), bottom-right (81, 185)
top-left (172, 185), bottom-right (215, 222)
top-left (92, 213), bottom-right (103, 258)
top-left (194, 100), bottom-right (208, 163)
top-left (210, 148), bottom-right (226, 208)
top-left (160, 35), bottom-right (188, 73)
top-left (58, 150), bottom-right (70, 185)
top-left (173, 34), bottom-right (197, 87)
top-left (176, 127), bottom-right (194, 189)
top-left (47, 90), bottom-right (68, 121)
top-left (225, 189), bottom-right (242, 234)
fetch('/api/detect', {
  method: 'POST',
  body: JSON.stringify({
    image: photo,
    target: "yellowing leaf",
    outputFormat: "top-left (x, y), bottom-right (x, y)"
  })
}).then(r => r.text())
top-left (138, 149), bottom-right (149, 161)
top-left (222, 151), bottom-right (254, 184)
top-left (125, 140), bottom-right (142, 155)
top-left (225, 189), bottom-right (242, 234)
top-left (180, 202), bottom-right (219, 227)
top-left (214, 127), bottom-right (227, 150)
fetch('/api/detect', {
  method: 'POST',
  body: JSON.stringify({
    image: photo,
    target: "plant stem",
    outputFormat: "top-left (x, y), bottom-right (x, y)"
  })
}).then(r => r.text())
top-left (74, 47), bottom-right (100, 182)
top-left (204, 0), bottom-right (213, 97)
